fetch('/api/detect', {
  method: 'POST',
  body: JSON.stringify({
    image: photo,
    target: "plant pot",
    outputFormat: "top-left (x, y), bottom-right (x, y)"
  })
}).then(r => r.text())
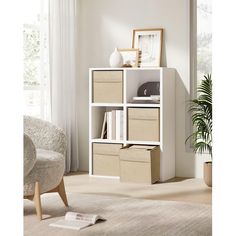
top-left (204, 162), bottom-right (212, 187)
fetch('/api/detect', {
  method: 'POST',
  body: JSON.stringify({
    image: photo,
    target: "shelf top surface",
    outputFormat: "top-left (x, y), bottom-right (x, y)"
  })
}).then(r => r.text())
top-left (89, 67), bottom-right (174, 71)
top-left (126, 103), bottom-right (160, 108)
top-left (92, 139), bottom-right (124, 144)
top-left (92, 139), bottom-right (160, 145)
top-left (91, 103), bottom-right (161, 107)
top-left (126, 140), bottom-right (160, 145)
top-left (91, 103), bottom-right (124, 107)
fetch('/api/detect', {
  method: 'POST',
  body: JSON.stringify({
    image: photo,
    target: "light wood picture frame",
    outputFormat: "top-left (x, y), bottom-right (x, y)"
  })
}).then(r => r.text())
top-left (118, 48), bottom-right (139, 67)
top-left (132, 28), bottom-right (163, 67)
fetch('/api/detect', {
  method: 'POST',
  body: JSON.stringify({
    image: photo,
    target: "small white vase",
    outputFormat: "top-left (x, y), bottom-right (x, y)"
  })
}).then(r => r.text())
top-left (109, 48), bottom-right (123, 68)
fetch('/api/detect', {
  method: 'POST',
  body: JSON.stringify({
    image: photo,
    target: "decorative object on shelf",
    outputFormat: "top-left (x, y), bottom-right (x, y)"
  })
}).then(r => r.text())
top-left (132, 28), bottom-right (163, 67)
top-left (130, 95), bottom-right (160, 104)
top-left (118, 48), bottom-right (139, 67)
top-left (185, 74), bottom-right (212, 187)
top-left (122, 64), bottom-right (132, 68)
top-left (137, 82), bottom-right (160, 96)
top-left (109, 48), bottom-right (123, 68)
top-left (130, 82), bottom-right (160, 104)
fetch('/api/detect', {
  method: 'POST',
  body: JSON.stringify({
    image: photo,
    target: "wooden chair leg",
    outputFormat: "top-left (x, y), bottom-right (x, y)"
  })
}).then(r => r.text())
top-left (33, 182), bottom-right (42, 220)
top-left (58, 178), bottom-right (68, 207)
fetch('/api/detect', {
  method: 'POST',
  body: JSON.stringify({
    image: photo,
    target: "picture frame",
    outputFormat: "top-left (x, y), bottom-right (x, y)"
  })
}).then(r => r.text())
top-left (132, 28), bottom-right (163, 67)
top-left (118, 48), bottom-right (139, 67)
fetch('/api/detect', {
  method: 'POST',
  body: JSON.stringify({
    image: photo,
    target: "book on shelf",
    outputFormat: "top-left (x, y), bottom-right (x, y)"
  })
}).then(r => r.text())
top-left (106, 111), bottom-right (112, 140)
top-left (100, 112), bottom-right (107, 139)
top-left (49, 211), bottom-right (105, 231)
top-left (112, 110), bottom-right (116, 140)
top-left (120, 111), bottom-right (124, 139)
top-left (116, 110), bottom-right (123, 140)
top-left (100, 110), bottom-right (123, 141)
top-left (130, 95), bottom-right (160, 104)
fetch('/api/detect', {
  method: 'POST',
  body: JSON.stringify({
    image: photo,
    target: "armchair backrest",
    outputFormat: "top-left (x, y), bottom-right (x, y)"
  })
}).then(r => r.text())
top-left (24, 116), bottom-right (67, 156)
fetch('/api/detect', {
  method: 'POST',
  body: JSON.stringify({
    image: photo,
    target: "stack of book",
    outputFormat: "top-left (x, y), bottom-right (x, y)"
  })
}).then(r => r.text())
top-left (129, 95), bottom-right (160, 104)
top-left (100, 110), bottom-right (123, 140)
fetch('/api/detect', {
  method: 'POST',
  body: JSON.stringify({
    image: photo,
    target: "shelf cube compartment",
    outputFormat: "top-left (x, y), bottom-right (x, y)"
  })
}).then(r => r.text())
top-left (120, 145), bottom-right (160, 184)
top-left (92, 70), bottom-right (123, 103)
top-left (125, 69), bottom-right (161, 104)
top-left (128, 108), bottom-right (160, 142)
top-left (91, 107), bottom-right (124, 141)
top-left (93, 143), bottom-right (122, 176)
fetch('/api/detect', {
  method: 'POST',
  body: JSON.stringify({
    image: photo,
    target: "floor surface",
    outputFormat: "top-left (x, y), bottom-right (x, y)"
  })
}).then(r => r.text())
top-left (64, 172), bottom-right (212, 205)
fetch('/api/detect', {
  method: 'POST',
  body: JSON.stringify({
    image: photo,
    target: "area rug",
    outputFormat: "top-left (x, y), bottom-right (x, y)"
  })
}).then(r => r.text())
top-left (24, 193), bottom-right (212, 236)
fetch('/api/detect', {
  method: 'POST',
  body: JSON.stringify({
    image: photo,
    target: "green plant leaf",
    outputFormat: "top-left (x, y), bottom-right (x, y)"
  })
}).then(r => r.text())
top-left (186, 73), bottom-right (212, 159)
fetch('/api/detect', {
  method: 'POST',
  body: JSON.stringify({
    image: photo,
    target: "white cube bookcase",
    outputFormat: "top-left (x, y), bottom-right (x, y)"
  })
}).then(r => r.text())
top-left (89, 67), bottom-right (176, 182)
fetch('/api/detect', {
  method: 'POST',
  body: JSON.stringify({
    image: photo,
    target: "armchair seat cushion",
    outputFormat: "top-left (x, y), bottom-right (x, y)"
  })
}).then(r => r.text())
top-left (24, 149), bottom-right (65, 196)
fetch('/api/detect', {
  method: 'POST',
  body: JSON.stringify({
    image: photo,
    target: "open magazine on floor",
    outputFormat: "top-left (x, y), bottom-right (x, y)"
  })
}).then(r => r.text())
top-left (49, 212), bottom-right (105, 230)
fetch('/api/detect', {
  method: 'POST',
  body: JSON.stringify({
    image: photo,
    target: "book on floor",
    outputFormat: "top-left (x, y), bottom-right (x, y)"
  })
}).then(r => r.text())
top-left (49, 211), bottom-right (105, 231)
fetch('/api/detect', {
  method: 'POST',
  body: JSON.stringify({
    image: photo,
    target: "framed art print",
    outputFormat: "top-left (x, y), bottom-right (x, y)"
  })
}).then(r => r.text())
top-left (132, 28), bottom-right (163, 67)
top-left (118, 48), bottom-right (139, 67)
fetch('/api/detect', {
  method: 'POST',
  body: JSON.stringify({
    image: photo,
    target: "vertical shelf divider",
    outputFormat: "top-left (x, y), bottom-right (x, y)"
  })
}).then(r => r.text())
top-left (123, 69), bottom-right (127, 146)
top-left (89, 68), bottom-right (93, 175)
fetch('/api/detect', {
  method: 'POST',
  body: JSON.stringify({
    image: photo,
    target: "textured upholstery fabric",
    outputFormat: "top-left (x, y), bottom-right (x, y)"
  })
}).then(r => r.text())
top-left (24, 134), bottom-right (36, 177)
top-left (24, 116), bottom-right (67, 156)
top-left (24, 116), bottom-right (67, 196)
top-left (24, 149), bottom-right (65, 196)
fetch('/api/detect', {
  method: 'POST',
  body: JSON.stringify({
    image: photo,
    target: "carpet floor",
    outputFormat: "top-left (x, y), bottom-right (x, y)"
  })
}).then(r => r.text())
top-left (24, 193), bottom-right (212, 236)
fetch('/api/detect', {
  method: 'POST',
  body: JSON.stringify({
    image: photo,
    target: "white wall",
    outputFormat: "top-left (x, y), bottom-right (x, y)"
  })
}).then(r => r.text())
top-left (77, 0), bottom-right (207, 177)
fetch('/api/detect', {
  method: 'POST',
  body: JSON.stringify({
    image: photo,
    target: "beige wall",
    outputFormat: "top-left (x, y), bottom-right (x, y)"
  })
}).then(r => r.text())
top-left (77, 0), bottom-right (208, 177)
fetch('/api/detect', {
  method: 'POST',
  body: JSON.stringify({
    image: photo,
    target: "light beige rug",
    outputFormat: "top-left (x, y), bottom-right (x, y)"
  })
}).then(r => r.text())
top-left (24, 193), bottom-right (212, 236)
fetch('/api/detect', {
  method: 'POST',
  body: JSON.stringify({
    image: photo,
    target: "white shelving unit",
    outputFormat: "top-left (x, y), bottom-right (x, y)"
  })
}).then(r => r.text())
top-left (89, 67), bottom-right (176, 182)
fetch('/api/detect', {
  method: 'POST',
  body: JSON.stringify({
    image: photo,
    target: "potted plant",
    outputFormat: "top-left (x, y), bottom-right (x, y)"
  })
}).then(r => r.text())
top-left (186, 74), bottom-right (212, 187)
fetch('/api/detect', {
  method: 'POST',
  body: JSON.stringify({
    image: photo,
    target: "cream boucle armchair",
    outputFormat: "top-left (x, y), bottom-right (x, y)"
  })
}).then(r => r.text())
top-left (24, 116), bottom-right (68, 220)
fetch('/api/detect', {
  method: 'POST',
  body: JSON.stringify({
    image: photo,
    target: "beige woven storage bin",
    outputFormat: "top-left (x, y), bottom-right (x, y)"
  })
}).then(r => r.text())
top-left (93, 143), bottom-right (122, 176)
top-left (120, 145), bottom-right (160, 184)
top-left (128, 108), bottom-right (160, 141)
top-left (93, 70), bottom-right (123, 103)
